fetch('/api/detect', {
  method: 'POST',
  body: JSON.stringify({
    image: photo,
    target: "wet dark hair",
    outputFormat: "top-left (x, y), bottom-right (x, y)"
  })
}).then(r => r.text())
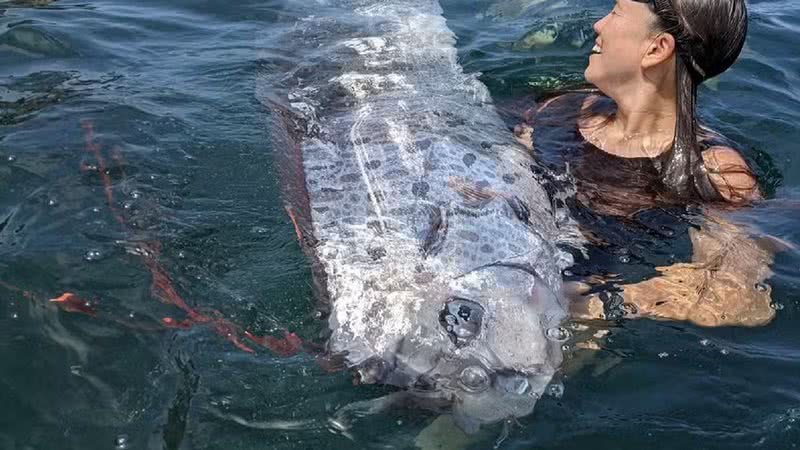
top-left (642, 0), bottom-right (749, 200)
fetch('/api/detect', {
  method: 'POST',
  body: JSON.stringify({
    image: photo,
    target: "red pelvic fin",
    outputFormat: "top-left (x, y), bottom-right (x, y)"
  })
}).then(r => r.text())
top-left (49, 292), bottom-right (97, 316)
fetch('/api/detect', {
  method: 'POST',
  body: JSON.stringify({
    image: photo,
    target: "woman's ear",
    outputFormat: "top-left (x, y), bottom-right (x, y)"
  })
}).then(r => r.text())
top-left (642, 32), bottom-right (676, 69)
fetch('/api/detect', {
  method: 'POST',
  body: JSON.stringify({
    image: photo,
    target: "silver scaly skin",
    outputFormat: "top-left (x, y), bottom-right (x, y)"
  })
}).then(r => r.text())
top-left (259, 0), bottom-right (584, 432)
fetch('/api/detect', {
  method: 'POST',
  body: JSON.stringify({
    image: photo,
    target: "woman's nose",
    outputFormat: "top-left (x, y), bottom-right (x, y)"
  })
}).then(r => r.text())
top-left (593, 14), bottom-right (608, 34)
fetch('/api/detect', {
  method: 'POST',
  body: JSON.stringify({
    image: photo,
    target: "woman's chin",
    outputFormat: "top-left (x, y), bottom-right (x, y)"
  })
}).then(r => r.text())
top-left (584, 65), bottom-right (608, 90)
top-left (584, 67), bottom-right (596, 85)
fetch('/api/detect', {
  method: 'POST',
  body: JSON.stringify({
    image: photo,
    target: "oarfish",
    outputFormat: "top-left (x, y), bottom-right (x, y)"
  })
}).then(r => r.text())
top-left (261, 0), bottom-right (583, 432)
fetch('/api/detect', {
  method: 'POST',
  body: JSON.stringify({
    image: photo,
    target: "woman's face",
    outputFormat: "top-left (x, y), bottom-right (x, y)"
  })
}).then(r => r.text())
top-left (585, 0), bottom-right (659, 91)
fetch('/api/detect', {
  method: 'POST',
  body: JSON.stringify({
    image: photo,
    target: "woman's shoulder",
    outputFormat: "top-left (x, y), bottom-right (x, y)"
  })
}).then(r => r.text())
top-left (701, 144), bottom-right (761, 203)
top-left (695, 126), bottom-right (761, 203)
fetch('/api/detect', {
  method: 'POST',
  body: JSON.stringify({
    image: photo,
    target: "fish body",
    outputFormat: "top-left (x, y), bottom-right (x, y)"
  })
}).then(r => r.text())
top-left (262, 0), bottom-right (582, 431)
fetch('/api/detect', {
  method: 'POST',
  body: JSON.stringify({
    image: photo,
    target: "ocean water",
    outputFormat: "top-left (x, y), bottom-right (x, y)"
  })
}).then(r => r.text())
top-left (0, 0), bottom-right (798, 449)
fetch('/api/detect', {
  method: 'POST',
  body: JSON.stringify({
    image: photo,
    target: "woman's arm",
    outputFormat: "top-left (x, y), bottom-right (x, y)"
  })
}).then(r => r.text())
top-left (571, 215), bottom-right (776, 327)
top-left (569, 146), bottom-right (772, 326)
top-left (512, 93), bottom-right (595, 151)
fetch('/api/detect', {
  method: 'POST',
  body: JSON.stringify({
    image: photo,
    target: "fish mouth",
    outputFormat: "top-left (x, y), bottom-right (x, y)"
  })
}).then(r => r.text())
top-left (353, 354), bottom-right (537, 399)
top-left (455, 366), bottom-right (534, 397)
top-left (419, 365), bottom-right (544, 433)
top-left (353, 345), bottom-right (540, 395)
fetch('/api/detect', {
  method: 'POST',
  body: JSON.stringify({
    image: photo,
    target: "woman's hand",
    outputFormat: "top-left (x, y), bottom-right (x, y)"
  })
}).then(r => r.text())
top-left (513, 123), bottom-right (534, 151)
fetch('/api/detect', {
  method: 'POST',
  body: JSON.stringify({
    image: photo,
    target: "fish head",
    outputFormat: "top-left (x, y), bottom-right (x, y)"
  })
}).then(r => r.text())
top-left (353, 262), bottom-right (567, 432)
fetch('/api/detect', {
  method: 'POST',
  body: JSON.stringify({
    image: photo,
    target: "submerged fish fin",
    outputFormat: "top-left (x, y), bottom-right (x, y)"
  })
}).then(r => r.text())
top-left (421, 206), bottom-right (449, 258)
top-left (329, 392), bottom-right (410, 435)
top-left (285, 204), bottom-right (319, 248)
top-left (315, 352), bottom-right (348, 373)
top-left (415, 415), bottom-right (483, 450)
top-left (267, 98), bottom-right (330, 305)
top-left (268, 99), bottom-right (316, 246)
top-left (285, 205), bottom-right (304, 242)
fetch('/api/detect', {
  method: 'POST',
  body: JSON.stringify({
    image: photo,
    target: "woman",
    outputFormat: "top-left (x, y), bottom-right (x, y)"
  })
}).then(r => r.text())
top-left (515, 0), bottom-right (776, 327)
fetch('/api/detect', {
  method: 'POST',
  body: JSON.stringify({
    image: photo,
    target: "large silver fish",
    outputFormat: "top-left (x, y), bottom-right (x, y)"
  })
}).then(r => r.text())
top-left (261, 0), bottom-right (583, 432)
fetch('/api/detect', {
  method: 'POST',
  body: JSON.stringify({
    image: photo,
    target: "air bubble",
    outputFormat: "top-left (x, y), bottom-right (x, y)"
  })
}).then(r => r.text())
top-left (770, 302), bottom-right (784, 311)
top-left (84, 249), bottom-right (103, 262)
top-left (699, 339), bottom-right (710, 346)
top-left (7, 155), bottom-right (17, 163)
top-left (11, 312), bottom-right (18, 319)
top-left (47, 198), bottom-right (58, 207)
top-left (91, 207), bottom-right (101, 213)
top-left (755, 282), bottom-right (769, 292)
top-left (545, 382), bottom-right (564, 399)
top-left (563, 269), bottom-right (574, 277)
top-left (618, 255), bottom-right (630, 264)
top-left (130, 190), bottom-right (142, 199)
top-left (720, 348), bottom-right (729, 355)
top-left (115, 434), bottom-right (129, 449)
top-left (658, 352), bottom-right (669, 359)
top-left (177, 251), bottom-right (186, 259)
top-left (546, 326), bottom-right (571, 342)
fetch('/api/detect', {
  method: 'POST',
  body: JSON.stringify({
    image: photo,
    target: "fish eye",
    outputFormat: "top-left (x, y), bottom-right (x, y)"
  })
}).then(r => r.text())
top-left (439, 298), bottom-right (485, 347)
top-left (459, 366), bottom-right (490, 393)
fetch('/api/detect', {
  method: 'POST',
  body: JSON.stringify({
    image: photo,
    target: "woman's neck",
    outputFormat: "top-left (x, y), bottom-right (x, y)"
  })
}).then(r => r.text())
top-left (614, 88), bottom-right (677, 138)
top-left (599, 82), bottom-right (678, 158)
